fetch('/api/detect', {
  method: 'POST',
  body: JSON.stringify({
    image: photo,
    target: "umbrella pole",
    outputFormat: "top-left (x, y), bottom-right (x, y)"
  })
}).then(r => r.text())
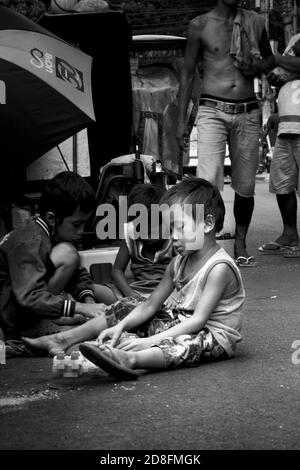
top-left (72, 133), bottom-right (78, 174)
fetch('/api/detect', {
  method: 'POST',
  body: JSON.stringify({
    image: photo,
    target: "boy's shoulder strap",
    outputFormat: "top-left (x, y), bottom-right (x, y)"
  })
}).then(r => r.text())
top-left (202, 257), bottom-right (242, 290)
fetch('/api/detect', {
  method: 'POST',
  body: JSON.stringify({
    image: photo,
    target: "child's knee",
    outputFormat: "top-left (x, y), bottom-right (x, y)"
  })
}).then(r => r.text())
top-left (50, 242), bottom-right (80, 269)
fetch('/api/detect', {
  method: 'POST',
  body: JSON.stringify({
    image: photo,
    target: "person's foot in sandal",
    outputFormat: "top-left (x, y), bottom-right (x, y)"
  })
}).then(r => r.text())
top-left (283, 246), bottom-right (300, 258)
top-left (258, 239), bottom-right (298, 254)
top-left (79, 343), bottom-right (139, 381)
top-left (235, 256), bottom-right (258, 267)
top-left (234, 239), bottom-right (258, 267)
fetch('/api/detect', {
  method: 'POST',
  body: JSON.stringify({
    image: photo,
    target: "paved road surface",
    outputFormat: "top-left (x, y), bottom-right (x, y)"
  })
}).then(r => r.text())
top-left (0, 178), bottom-right (299, 452)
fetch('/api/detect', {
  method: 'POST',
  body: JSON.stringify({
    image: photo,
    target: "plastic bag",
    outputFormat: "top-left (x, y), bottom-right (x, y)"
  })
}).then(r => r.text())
top-left (73, 0), bottom-right (110, 12)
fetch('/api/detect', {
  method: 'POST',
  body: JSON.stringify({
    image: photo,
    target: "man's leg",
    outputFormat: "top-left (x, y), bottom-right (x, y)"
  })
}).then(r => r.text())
top-left (22, 313), bottom-right (108, 356)
top-left (274, 192), bottom-right (299, 246)
top-left (196, 106), bottom-right (227, 186)
top-left (234, 193), bottom-right (254, 258)
top-left (268, 137), bottom-right (299, 246)
top-left (230, 109), bottom-right (261, 260)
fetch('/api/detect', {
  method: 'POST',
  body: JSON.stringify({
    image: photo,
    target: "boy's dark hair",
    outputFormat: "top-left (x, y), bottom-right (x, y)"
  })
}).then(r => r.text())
top-left (39, 171), bottom-right (96, 222)
top-left (160, 177), bottom-right (225, 233)
top-left (127, 184), bottom-right (166, 211)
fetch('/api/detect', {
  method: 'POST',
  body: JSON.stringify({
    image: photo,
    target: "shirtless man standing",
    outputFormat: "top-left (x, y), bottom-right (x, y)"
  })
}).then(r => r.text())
top-left (177, 0), bottom-right (275, 266)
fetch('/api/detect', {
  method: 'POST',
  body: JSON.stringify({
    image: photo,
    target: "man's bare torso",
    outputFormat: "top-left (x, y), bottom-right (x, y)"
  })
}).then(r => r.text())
top-left (194, 10), bottom-right (255, 100)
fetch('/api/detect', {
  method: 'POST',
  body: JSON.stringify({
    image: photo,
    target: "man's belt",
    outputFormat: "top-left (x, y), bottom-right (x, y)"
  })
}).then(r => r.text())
top-left (199, 98), bottom-right (259, 114)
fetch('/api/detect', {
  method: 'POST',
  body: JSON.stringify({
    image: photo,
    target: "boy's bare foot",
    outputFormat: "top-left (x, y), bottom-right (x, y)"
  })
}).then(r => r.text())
top-left (21, 332), bottom-right (70, 357)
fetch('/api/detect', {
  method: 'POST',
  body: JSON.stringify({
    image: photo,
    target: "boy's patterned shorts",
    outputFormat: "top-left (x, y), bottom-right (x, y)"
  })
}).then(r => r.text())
top-left (105, 300), bottom-right (228, 369)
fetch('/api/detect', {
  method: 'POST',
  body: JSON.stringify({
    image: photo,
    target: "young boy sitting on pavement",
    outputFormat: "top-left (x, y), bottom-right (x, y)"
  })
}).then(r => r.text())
top-left (95, 183), bottom-right (173, 305)
top-left (24, 178), bottom-right (245, 381)
top-left (0, 171), bottom-right (108, 346)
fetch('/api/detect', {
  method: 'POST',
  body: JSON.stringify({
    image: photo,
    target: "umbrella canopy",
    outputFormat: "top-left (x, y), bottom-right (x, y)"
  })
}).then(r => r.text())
top-left (0, 6), bottom-right (95, 202)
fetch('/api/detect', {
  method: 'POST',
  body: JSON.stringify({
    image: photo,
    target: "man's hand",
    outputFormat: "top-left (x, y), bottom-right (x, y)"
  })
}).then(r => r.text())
top-left (267, 70), bottom-right (286, 88)
top-left (176, 123), bottom-right (190, 154)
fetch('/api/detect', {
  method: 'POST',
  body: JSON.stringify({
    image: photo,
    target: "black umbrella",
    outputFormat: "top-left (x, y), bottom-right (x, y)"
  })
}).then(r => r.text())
top-left (0, 6), bottom-right (95, 203)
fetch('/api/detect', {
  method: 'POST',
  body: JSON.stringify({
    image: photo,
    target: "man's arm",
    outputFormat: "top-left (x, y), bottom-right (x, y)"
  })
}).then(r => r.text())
top-left (239, 27), bottom-right (275, 77)
top-left (274, 53), bottom-right (300, 73)
top-left (253, 28), bottom-right (275, 74)
top-left (177, 18), bottom-right (202, 146)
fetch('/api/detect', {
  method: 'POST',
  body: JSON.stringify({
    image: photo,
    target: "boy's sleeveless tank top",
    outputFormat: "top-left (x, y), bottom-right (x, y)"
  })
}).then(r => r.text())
top-left (167, 247), bottom-right (245, 357)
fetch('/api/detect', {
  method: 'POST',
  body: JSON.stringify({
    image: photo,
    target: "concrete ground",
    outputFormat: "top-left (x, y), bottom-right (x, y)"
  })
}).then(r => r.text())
top-left (0, 177), bottom-right (299, 451)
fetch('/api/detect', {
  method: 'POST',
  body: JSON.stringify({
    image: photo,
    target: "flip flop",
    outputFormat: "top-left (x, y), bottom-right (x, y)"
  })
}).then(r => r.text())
top-left (79, 343), bottom-right (138, 381)
top-left (283, 246), bottom-right (300, 258)
top-left (216, 232), bottom-right (235, 240)
top-left (258, 241), bottom-right (292, 254)
top-left (235, 256), bottom-right (258, 268)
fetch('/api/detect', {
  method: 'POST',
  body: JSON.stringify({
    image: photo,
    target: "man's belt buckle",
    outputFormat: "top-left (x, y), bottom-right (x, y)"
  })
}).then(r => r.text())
top-left (223, 103), bottom-right (239, 114)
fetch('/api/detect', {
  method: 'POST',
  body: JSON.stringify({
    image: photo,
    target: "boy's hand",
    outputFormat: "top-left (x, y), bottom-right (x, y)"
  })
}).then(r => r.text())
top-left (78, 302), bottom-right (108, 319)
top-left (83, 296), bottom-right (96, 304)
top-left (130, 292), bottom-right (146, 302)
top-left (117, 336), bottom-right (152, 351)
top-left (164, 297), bottom-right (177, 309)
top-left (97, 324), bottom-right (124, 348)
top-left (54, 314), bottom-right (87, 325)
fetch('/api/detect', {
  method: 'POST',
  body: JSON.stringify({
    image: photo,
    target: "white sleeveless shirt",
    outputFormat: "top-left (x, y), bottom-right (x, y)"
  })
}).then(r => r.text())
top-left (278, 80), bottom-right (300, 135)
top-left (167, 247), bottom-right (245, 357)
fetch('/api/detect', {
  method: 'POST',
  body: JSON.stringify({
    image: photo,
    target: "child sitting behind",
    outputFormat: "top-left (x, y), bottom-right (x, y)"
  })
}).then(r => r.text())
top-left (95, 183), bottom-right (173, 305)
top-left (24, 178), bottom-right (245, 381)
top-left (0, 171), bottom-right (107, 341)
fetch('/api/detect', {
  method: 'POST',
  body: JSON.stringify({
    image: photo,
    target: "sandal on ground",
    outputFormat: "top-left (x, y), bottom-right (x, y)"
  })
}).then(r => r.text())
top-left (235, 256), bottom-right (258, 268)
top-left (79, 343), bottom-right (138, 381)
top-left (258, 241), bottom-right (293, 254)
top-left (283, 246), bottom-right (300, 258)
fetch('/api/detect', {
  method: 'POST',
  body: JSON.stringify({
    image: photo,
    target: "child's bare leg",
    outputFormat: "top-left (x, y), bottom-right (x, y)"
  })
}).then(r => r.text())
top-left (109, 346), bottom-right (165, 370)
top-left (22, 314), bottom-right (108, 356)
top-left (48, 242), bottom-right (80, 294)
top-left (94, 284), bottom-right (118, 305)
